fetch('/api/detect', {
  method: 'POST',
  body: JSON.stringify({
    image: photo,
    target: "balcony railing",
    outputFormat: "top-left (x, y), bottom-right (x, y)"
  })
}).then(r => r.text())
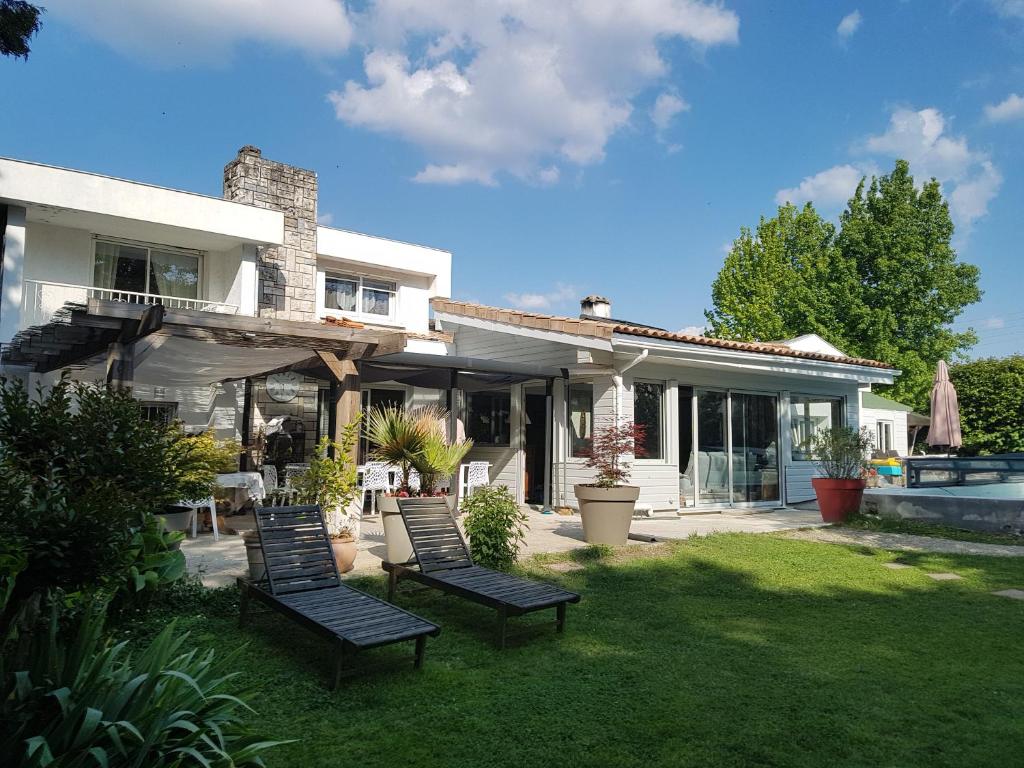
top-left (20, 280), bottom-right (239, 330)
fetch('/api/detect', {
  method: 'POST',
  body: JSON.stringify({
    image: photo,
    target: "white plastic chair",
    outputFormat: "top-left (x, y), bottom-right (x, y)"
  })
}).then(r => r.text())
top-left (408, 468), bottom-right (422, 494)
top-left (261, 464), bottom-right (278, 495)
top-left (182, 497), bottom-right (219, 541)
top-left (458, 461), bottom-right (491, 501)
top-left (360, 461), bottom-right (393, 515)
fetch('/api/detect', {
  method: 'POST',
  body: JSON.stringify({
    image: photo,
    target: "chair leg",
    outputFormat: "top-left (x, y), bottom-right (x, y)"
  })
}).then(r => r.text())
top-left (387, 568), bottom-right (399, 602)
top-left (496, 607), bottom-right (508, 650)
top-left (332, 645), bottom-right (346, 690)
top-left (556, 602), bottom-right (566, 634)
top-left (209, 499), bottom-right (219, 541)
top-left (190, 507), bottom-right (198, 538)
top-left (414, 635), bottom-right (426, 669)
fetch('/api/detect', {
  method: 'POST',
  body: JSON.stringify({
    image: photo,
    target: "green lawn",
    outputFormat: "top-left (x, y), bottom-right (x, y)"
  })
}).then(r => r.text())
top-left (126, 535), bottom-right (1024, 768)
top-left (843, 512), bottom-right (1024, 546)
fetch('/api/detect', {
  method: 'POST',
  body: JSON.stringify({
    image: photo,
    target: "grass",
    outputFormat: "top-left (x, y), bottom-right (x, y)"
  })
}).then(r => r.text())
top-left (843, 512), bottom-right (1024, 546)
top-left (123, 534), bottom-right (1024, 768)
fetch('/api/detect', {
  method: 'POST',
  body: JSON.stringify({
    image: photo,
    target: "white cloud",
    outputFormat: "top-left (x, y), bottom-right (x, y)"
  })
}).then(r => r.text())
top-left (984, 93), bottom-right (1024, 123)
top-left (776, 107), bottom-right (1002, 233)
top-left (984, 316), bottom-right (1006, 329)
top-left (331, 1), bottom-right (739, 184)
top-left (504, 284), bottom-right (578, 311)
top-left (651, 91), bottom-right (690, 135)
top-left (46, 0), bottom-right (353, 64)
top-left (775, 164), bottom-right (865, 206)
top-left (837, 10), bottom-right (862, 40)
top-left (678, 325), bottom-right (705, 336)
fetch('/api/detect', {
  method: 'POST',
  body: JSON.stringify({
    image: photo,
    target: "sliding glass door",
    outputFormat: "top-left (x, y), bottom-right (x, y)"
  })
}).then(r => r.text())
top-left (683, 389), bottom-right (781, 508)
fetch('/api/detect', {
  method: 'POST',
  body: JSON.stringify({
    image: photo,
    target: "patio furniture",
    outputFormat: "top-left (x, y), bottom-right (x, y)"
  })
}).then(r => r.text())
top-left (238, 504), bottom-right (440, 687)
top-left (216, 471), bottom-right (267, 512)
top-left (181, 497), bottom-right (219, 541)
top-left (384, 497), bottom-right (580, 649)
top-left (359, 461), bottom-right (393, 515)
top-left (458, 461), bottom-right (490, 501)
top-left (261, 464), bottom-right (279, 494)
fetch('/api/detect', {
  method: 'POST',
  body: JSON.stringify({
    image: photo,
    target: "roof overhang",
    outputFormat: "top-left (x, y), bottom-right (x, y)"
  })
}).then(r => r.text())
top-left (1, 157), bottom-right (283, 251)
top-left (2, 299), bottom-right (407, 386)
top-left (612, 334), bottom-right (899, 385)
top-left (359, 351), bottom-right (568, 391)
top-left (434, 311), bottom-right (612, 352)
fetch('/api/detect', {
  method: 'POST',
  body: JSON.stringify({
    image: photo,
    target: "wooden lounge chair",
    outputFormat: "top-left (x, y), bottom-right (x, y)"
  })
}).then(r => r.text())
top-left (238, 504), bottom-right (440, 687)
top-left (383, 497), bottom-right (581, 649)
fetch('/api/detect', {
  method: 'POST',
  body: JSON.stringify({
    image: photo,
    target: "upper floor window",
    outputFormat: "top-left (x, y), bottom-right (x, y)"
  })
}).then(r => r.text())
top-left (94, 240), bottom-right (201, 300)
top-left (790, 395), bottom-right (844, 460)
top-left (325, 273), bottom-right (397, 321)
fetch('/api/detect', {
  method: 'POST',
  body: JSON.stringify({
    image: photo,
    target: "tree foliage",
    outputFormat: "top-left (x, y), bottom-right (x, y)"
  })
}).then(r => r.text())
top-left (0, 0), bottom-right (42, 59)
top-left (706, 160), bottom-right (982, 412)
top-left (949, 356), bottom-right (1024, 456)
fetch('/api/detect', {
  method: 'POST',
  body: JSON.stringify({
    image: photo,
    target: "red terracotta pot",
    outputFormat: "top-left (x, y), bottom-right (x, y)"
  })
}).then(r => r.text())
top-left (811, 478), bottom-right (866, 523)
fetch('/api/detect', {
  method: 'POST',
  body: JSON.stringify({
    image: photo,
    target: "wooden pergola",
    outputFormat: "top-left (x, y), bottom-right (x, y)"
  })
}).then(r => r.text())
top-left (1, 298), bottom-right (407, 459)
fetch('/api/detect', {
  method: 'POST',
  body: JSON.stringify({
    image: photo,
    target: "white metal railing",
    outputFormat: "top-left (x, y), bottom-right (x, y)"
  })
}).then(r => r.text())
top-left (20, 280), bottom-right (239, 330)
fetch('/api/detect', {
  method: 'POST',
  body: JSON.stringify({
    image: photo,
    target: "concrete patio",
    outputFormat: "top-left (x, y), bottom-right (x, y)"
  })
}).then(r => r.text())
top-left (183, 507), bottom-right (827, 587)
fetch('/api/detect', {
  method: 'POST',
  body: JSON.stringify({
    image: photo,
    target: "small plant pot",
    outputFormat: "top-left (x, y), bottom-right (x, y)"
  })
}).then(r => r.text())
top-left (331, 536), bottom-right (358, 574)
top-left (378, 495), bottom-right (415, 564)
top-left (161, 504), bottom-right (194, 534)
top-left (242, 530), bottom-right (265, 582)
top-left (574, 484), bottom-right (640, 545)
top-left (812, 478), bottom-right (867, 523)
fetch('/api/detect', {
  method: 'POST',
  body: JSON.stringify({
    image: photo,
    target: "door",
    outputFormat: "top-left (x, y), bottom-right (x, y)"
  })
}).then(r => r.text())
top-left (523, 389), bottom-right (548, 504)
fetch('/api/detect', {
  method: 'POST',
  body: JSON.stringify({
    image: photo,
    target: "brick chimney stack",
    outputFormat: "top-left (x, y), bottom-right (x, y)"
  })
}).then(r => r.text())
top-left (223, 146), bottom-right (318, 321)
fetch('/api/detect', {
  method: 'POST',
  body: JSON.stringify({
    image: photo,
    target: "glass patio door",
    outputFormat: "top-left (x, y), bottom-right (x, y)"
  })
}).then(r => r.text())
top-left (729, 393), bottom-right (780, 505)
top-left (689, 389), bottom-right (781, 508)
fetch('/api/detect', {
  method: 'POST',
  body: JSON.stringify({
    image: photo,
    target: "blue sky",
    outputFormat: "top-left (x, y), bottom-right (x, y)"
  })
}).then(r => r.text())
top-left (2, 0), bottom-right (1022, 357)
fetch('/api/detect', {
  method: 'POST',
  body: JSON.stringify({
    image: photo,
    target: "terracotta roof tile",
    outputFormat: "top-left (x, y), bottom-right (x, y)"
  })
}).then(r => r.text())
top-left (431, 298), bottom-right (893, 370)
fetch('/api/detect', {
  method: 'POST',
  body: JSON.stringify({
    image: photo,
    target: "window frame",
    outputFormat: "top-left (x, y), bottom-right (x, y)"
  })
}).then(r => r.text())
top-left (138, 401), bottom-right (178, 427)
top-left (92, 237), bottom-right (204, 300)
top-left (323, 270), bottom-right (399, 323)
top-left (464, 389), bottom-right (512, 447)
top-left (566, 380), bottom-right (595, 459)
top-left (632, 379), bottom-right (666, 462)
top-left (875, 419), bottom-right (894, 453)
top-left (789, 394), bottom-right (845, 462)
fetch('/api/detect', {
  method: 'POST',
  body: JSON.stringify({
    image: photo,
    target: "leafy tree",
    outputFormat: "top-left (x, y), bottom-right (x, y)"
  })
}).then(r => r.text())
top-left (0, 0), bottom-right (42, 59)
top-left (837, 161), bottom-right (981, 409)
top-left (706, 160), bottom-right (981, 412)
top-left (705, 202), bottom-right (857, 346)
top-left (948, 355), bottom-right (1024, 456)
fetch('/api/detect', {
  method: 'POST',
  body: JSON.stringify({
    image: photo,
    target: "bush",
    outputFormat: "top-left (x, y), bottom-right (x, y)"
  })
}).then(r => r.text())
top-left (810, 426), bottom-right (873, 479)
top-left (0, 376), bottom-right (198, 621)
top-left (170, 429), bottom-right (242, 501)
top-left (0, 604), bottom-right (287, 768)
top-left (949, 355), bottom-right (1024, 456)
top-left (292, 422), bottom-right (361, 537)
top-left (461, 486), bottom-right (528, 570)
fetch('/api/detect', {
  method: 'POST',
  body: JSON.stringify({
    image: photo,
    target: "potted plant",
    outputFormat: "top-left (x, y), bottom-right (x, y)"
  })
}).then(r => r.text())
top-left (809, 426), bottom-right (874, 523)
top-left (163, 428), bottom-right (239, 532)
top-left (365, 404), bottom-right (472, 563)
top-left (290, 419), bottom-right (362, 573)
top-left (573, 420), bottom-right (645, 545)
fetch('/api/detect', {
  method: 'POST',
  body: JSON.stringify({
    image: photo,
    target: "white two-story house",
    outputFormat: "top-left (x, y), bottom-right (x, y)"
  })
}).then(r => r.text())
top-left (1, 146), bottom-right (899, 512)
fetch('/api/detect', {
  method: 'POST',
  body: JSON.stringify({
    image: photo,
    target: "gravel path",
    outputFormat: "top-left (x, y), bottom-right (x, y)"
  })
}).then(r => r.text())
top-left (783, 527), bottom-right (1024, 558)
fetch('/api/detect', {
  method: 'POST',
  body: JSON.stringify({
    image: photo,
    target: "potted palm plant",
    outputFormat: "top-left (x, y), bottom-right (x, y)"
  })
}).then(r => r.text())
top-left (573, 420), bottom-right (645, 545)
top-left (809, 426), bottom-right (873, 523)
top-left (290, 419), bottom-right (362, 573)
top-left (366, 404), bottom-right (472, 563)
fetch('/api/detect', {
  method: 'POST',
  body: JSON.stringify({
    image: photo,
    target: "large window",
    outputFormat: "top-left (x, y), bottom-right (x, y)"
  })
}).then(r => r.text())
top-left (790, 395), bottom-right (844, 460)
top-left (94, 240), bottom-right (201, 299)
top-left (633, 381), bottom-right (664, 460)
top-left (325, 273), bottom-right (397, 320)
top-left (466, 390), bottom-right (511, 446)
top-left (567, 382), bottom-right (594, 458)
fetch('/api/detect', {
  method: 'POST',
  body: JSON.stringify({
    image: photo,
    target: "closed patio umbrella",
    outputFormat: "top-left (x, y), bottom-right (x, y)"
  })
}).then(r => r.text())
top-left (926, 360), bottom-right (962, 449)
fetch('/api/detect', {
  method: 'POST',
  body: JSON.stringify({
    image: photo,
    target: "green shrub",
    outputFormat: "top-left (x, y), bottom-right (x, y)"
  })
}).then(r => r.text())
top-left (461, 486), bottom-right (528, 570)
top-left (0, 604), bottom-right (287, 768)
top-left (809, 426), bottom-right (873, 479)
top-left (949, 355), bottom-right (1024, 455)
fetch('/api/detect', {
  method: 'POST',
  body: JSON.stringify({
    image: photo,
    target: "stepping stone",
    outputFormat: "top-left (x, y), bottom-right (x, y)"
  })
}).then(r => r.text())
top-left (547, 561), bottom-right (585, 573)
top-left (992, 589), bottom-right (1024, 600)
top-left (883, 562), bottom-right (913, 570)
top-left (927, 572), bottom-right (963, 581)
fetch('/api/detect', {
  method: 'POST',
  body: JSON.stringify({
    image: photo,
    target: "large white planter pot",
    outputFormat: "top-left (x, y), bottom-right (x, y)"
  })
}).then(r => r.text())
top-left (379, 495), bottom-right (457, 564)
top-left (574, 485), bottom-right (640, 546)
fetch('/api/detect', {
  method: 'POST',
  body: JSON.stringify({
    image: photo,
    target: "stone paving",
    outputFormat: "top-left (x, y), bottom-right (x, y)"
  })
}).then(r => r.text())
top-left (783, 527), bottom-right (1024, 558)
top-left (183, 506), bottom-right (827, 588)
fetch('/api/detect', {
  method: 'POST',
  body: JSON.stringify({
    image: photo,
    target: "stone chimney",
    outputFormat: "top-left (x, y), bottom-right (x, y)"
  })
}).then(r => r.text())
top-left (223, 146), bottom-right (318, 321)
top-left (580, 295), bottom-right (612, 319)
